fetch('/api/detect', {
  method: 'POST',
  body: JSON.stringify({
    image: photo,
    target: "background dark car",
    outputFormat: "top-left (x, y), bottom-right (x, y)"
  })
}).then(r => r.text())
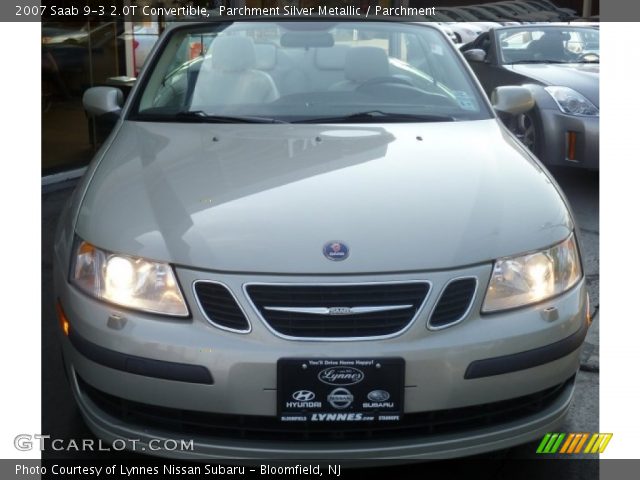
top-left (462, 25), bottom-right (599, 170)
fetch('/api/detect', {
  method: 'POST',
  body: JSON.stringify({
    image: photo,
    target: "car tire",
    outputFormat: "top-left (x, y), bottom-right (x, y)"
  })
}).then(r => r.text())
top-left (513, 109), bottom-right (543, 158)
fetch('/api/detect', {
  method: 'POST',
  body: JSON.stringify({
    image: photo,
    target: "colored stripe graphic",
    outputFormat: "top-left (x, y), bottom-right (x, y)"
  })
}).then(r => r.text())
top-left (536, 433), bottom-right (552, 453)
top-left (598, 434), bottom-right (614, 453)
top-left (537, 433), bottom-right (613, 454)
top-left (537, 433), bottom-right (565, 453)
top-left (567, 433), bottom-right (585, 453)
top-left (544, 433), bottom-right (559, 453)
top-left (574, 433), bottom-right (589, 453)
top-left (559, 433), bottom-right (575, 453)
top-left (587, 434), bottom-right (614, 454)
top-left (584, 433), bottom-right (598, 453)
top-left (550, 433), bottom-right (566, 453)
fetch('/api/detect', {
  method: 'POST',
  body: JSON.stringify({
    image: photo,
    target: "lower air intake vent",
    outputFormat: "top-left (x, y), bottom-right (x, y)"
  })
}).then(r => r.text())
top-left (77, 373), bottom-right (574, 442)
top-left (194, 282), bottom-right (250, 332)
top-left (429, 278), bottom-right (477, 329)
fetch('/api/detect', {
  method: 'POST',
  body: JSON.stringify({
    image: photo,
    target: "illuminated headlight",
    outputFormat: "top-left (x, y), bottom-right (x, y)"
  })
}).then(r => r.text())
top-left (482, 234), bottom-right (582, 312)
top-left (70, 237), bottom-right (188, 316)
top-left (545, 86), bottom-right (598, 116)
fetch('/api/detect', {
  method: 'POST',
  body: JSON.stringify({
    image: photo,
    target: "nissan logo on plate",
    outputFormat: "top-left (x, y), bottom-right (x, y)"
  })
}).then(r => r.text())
top-left (318, 367), bottom-right (364, 386)
top-left (292, 390), bottom-right (315, 402)
top-left (327, 388), bottom-right (354, 409)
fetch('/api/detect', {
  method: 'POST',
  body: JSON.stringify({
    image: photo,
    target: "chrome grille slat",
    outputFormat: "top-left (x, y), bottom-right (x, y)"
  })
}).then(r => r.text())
top-left (263, 304), bottom-right (414, 315)
top-left (245, 282), bottom-right (430, 339)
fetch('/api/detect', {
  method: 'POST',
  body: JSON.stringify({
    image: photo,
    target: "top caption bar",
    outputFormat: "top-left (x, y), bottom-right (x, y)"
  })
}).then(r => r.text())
top-left (0, 0), bottom-right (624, 22)
top-left (22, 4), bottom-right (211, 18)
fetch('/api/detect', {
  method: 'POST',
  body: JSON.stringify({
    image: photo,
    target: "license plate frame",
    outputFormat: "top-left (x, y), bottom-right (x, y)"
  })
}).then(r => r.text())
top-left (277, 358), bottom-right (405, 423)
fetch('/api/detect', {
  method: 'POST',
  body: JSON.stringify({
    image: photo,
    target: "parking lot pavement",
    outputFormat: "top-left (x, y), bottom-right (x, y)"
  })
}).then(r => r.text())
top-left (40, 168), bottom-right (599, 468)
top-left (500, 167), bottom-right (599, 462)
top-left (557, 167), bottom-right (600, 457)
top-left (41, 182), bottom-right (98, 454)
top-left (551, 167), bottom-right (599, 374)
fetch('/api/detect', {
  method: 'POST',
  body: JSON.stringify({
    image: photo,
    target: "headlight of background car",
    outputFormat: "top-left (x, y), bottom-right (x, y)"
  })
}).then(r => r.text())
top-left (70, 238), bottom-right (188, 316)
top-left (483, 234), bottom-right (582, 312)
top-left (545, 86), bottom-right (598, 116)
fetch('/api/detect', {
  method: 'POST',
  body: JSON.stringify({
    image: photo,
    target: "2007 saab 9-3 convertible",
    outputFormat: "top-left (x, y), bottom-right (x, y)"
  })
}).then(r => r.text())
top-left (53, 19), bottom-right (590, 460)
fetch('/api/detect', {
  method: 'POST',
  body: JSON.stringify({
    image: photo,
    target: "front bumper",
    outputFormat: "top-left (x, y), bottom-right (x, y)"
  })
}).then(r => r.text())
top-left (71, 369), bottom-right (576, 460)
top-left (55, 260), bottom-right (588, 459)
top-left (538, 108), bottom-right (599, 170)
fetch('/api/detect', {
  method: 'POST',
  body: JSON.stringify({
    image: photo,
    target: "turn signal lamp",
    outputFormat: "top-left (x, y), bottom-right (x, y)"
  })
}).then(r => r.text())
top-left (55, 299), bottom-right (70, 336)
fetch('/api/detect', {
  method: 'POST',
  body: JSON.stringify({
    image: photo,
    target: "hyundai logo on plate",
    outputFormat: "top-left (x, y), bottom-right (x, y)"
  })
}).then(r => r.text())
top-left (323, 241), bottom-right (349, 261)
top-left (292, 390), bottom-right (316, 402)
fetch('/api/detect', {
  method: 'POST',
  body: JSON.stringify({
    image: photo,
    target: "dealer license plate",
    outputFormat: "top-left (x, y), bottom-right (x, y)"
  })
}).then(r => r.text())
top-left (277, 358), bottom-right (404, 423)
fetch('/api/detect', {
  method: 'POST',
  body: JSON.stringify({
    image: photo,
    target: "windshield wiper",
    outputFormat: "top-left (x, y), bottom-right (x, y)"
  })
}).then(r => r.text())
top-left (174, 110), bottom-right (288, 124)
top-left (293, 110), bottom-right (455, 124)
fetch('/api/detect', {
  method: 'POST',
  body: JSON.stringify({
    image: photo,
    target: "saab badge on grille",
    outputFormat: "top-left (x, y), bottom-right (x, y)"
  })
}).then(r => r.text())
top-left (323, 241), bottom-right (349, 261)
top-left (328, 307), bottom-right (352, 315)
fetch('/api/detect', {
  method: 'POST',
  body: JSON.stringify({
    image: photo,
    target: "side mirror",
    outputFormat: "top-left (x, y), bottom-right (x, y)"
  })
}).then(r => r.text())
top-left (491, 86), bottom-right (535, 115)
top-left (83, 86), bottom-right (123, 117)
top-left (463, 49), bottom-right (487, 63)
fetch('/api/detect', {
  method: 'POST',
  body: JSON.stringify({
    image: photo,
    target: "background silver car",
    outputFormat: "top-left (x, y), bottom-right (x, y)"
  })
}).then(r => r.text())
top-left (53, 19), bottom-right (590, 461)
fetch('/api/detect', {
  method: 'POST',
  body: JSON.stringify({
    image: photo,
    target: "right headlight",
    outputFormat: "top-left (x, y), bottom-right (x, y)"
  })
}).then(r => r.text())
top-left (70, 237), bottom-right (188, 317)
top-left (482, 234), bottom-right (582, 313)
top-left (545, 86), bottom-right (599, 116)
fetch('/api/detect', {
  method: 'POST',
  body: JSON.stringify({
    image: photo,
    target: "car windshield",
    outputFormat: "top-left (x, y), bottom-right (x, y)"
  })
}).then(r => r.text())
top-left (498, 27), bottom-right (600, 64)
top-left (131, 21), bottom-right (492, 123)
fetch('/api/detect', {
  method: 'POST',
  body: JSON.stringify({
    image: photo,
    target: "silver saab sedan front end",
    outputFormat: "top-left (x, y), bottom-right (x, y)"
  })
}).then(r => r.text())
top-left (53, 19), bottom-right (589, 461)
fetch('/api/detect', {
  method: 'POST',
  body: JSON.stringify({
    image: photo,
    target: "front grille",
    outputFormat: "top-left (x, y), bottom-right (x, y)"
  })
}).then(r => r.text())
top-left (77, 374), bottom-right (574, 443)
top-left (429, 278), bottom-right (478, 329)
top-left (194, 281), bottom-right (250, 332)
top-left (245, 282), bottom-right (430, 338)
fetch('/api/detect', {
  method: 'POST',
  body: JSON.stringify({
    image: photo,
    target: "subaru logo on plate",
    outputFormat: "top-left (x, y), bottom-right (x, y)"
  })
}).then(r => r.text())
top-left (367, 390), bottom-right (391, 402)
top-left (323, 241), bottom-right (349, 261)
top-left (292, 390), bottom-right (315, 402)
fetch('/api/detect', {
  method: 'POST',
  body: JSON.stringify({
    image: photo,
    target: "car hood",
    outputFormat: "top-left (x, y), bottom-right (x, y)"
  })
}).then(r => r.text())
top-left (508, 63), bottom-right (599, 106)
top-left (77, 120), bottom-right (572, 274)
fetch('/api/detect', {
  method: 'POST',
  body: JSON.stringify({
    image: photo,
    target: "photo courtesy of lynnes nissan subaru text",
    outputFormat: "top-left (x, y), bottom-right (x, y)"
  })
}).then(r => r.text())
top-left (53, 18), bottom-right (590, 461)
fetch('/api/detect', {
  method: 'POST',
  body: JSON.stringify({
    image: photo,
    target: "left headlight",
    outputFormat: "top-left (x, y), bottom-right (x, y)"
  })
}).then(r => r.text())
top-left (70, 237), bottom-right (189, 317)
top-left (482, 234), bottom-right (582, 313)
top-left (545, 86), bottom-right (598, 116)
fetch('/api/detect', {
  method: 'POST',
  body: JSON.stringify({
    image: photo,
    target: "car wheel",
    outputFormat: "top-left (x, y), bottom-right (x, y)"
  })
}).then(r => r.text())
top-left (513, 110), bottom-right (542, 156)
